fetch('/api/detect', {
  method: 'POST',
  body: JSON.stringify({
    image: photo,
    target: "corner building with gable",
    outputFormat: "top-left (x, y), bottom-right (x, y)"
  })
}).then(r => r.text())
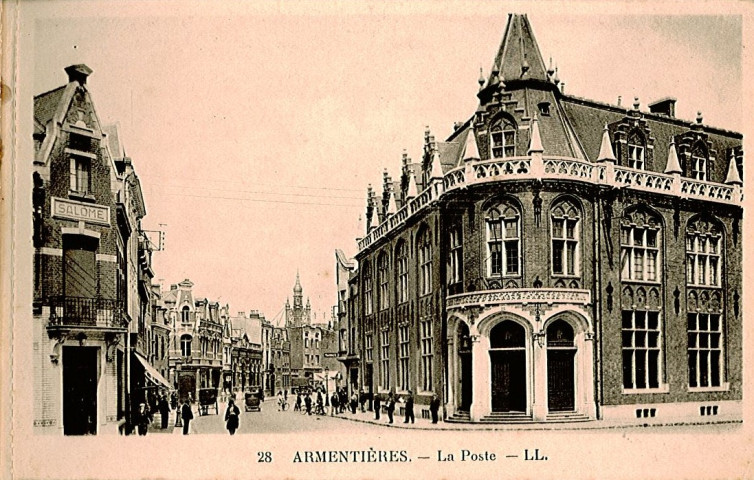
top-left (345, 14), bottom-right (743, 423)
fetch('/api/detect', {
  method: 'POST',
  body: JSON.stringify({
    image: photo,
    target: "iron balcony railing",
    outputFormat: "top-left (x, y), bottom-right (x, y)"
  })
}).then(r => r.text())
top-left (47, 296), bottom-right (127, 330)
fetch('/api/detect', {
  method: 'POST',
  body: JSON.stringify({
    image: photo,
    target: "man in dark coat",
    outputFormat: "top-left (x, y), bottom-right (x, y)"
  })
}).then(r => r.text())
top-left (429, 393), bottom-right (441, 424)
top-left (373, 393), bottom-right (381, 420)
top-left (136, 403), bottom-right (151, 436)
top-left (159, 395), bottom-right (170, 429)
top-left (386, 392), bottom-right (395, 424)
top-left (330, 391), bottom-right (339, 416)
top-left (304, 393), bottom-right (312, 415)
top-left (225, 398), bottom-right (240, 435)
top-left (359, 389), bottom-right (367, 412)
top-left (403, 390), bottom-right (415, 424)
top-left (181, 399), bottom-right (194, 435)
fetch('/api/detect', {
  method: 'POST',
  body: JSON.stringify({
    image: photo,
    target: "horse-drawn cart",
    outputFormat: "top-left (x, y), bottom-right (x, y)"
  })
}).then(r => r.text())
top-left (198, 388), bottom-right (219, 416)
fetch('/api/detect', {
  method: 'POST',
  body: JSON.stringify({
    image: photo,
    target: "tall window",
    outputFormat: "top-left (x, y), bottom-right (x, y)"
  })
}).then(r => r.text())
top-left (420, 318), bottom-right (433, 391)
top-left (365, 334), bottom-right (373, 362)
top-left (688, 313), bottom-right (723, 388)
top-left (686, 220), bottom-right (721, 287)
top-left (378, 252), bottom-right (389, 310)
top-left (398, 325), bottom-right (409, 391)
top-left (181, 335), bottom-right (192, 357)
top-left (380, 329), bottom-right (390, 389)
top-left (181, 306), bottom-right (190, 323)
top-left (363, 262), bottom-right (373, 315)
top-left (447, 227), bottom-right (463, 285)
top-left (486, 203), bottom-right (520, 277)
top-left (627, 132), bottom-right (645, 170)
top-left (396, 242), bottom-right (408, 304)
top-left (621, 210), bottom-right (661, 282)
top-left (490, 118), bottom-right (515, 158)
top-left (690, 145), bottom-right (708, 181)
top-left (551, 199), bottom-right (580, 276)
top-left (622, 310), bottom-right (662, 390)
top-left (69, 157), bottom-right (91, 194)
top-left (417, 228), bottom-right (432, 296)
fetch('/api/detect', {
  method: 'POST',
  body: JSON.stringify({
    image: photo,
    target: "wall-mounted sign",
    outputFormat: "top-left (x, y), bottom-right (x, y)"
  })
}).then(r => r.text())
top-left (323, 352), bottom-right (338, 358)
top-left (52, 197), bottom-right (110, 226)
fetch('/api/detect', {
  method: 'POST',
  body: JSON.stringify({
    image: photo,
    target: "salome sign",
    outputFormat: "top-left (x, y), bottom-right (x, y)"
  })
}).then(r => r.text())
top-left (52, 197), bottom-right (111, 226)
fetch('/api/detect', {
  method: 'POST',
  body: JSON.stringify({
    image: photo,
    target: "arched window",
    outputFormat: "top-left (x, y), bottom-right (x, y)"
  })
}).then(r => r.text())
top-left (447, 226), bottom-right (463, 286)
top-left (690, 143), bottom-right (709, 181)
top-left (490, 321), bottom-right (526, 348)
top-left (627, 131), bottom-right (645, 170)
top-left (620, 208), bottom-right (661, 282)
top-left (490, 117), bottom-right (516, 158)
top-left (180, 334), bottom-right (192, 357)
top-left (417, 227), bottom-right (432, 296)
top-left (396, 241), bottom-right (409, 304)
top-left (486, 202), bottom-right (521, 277)
top-left (686, 217), bottom-right (722, 287)
top-left (378, 252), bottom-right (390, 310)
top-left (363, 261), bottom-right (373, 315)
top-left (551, 199), bottom-right (580, 276)
top-left (181, 306), bottom-right (190, 323)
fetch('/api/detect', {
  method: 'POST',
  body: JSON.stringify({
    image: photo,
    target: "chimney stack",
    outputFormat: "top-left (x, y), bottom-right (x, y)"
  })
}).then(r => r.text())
top-left (64, 64), bottom-right (93, 85)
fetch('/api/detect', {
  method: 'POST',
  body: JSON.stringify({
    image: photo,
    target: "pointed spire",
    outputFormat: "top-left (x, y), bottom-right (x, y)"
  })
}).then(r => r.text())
top-left (528, 115), bottom-right (543, 154)
top-left (664, 139), bottom-right (682, 174)
top-left (294, 270), bottom-right (302, 295)
top-left (430, 148), bottom-right (444, 179)
top-left (387, 189), bottom-right (398, 215)
top-left (463, 127), bottom-right (480, 160)
top-left (597, 124), bottom-right (616, 162)
top-left (406, 168), bottom-right (419, 199)
top-left (725, 151), bottom-right (742, 185)
top-left (488, 14), bottom-right (548, 84)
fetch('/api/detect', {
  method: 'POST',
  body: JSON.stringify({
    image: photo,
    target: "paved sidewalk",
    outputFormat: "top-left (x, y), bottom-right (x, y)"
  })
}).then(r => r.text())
top-left (324, 406), bottom-right (742, 432)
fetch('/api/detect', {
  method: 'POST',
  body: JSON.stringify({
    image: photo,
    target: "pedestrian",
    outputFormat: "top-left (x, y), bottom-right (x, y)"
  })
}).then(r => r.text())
top-left (316, 392), bottom-right (324, 415)
top-left (277, 390), bottom-right (284, 411)
top-left (359, 389), bottom-right (366, 412)
top-left (294, 393), bottom-right (302, 412)
top-left (225, 398), bottom-right (240, 435)
top-left (170, 392), bottom-right (177, 410)
top-left (403, 390), bottom-right (415, 424)
top-left (181, 399), bottom-right (194, 435)
top-left (136, 403), bottom-right (151, 436)
top-left (304, 393), bottom-right (312, 415)
top-left (330, 391), bottom-right (339, 416)
top-left (429, 393), bottom-right (440, 424)
top-left (350, 392), bottom-right (358, 414)
top-left (284, 389), bottom-right (288, 403)
top-left (339, 388), bottom-right (347, 414)
top-left (373, 393), bottom-right (381, 420)
top-left (159, 394), bottom-right (170, 429)
top-left (386, 392), bottom-right (395, 424)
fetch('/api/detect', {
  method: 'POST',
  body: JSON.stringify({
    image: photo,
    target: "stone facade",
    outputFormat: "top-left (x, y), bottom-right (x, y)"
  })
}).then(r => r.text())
top-left (342, 14), bottom-right (743, 424)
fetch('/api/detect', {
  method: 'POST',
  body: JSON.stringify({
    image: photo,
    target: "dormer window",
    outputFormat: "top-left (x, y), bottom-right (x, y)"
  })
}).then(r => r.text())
top-left (537, 102), bottom-right (551, 116)
top-left (70, 157), bottom-right (91, 194)
top-left (690, 145), bottom-right (708, 181)
top-left (627, 133), bottom-right (645, 170)
top-left (490, 118), bottom-right (516, 158)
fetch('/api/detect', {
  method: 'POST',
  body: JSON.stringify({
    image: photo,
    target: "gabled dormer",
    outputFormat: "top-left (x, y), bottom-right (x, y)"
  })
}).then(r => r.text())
top-left (673, 115), bottom-right (719, 182)
top-left (608, 100), bottom-right (657, 171)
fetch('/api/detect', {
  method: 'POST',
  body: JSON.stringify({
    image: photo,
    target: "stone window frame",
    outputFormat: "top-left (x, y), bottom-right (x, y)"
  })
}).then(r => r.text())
top-left (380, 329), bottom-right (390, 390)
top-left (396, 241), bottom-right (409, 304)
top-left (627, 130), bottom-right (646, 170)
top-left (620, 208), bottom-right (662, 284)
top-left (686, 217), bottom-right (722, 288)
top-left (489, 116), bottom-right (516, 158)
top-left (397, 324), bottom-right (410, 392)
top-left (621, 309), bottom-right (667, 393)
top-left (377, 251), bottom-right (390, 311)
top-left (486, 202), bottom-right (521, 278)
top-left (447, 225), bottom-right (463, 286)
top-left (420, 318), bottom-right (433, 392)
top-left (550, 198), bottom-right (581, 277)
top-left (417, 226), bottom-right (433, 297)
top-left (687, 312), bottom-right (726, 390)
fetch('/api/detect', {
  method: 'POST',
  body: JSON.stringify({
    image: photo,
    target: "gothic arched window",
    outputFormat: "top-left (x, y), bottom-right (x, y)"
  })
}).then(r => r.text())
top-left (690, 143), bottom-right (709, 181)
top-left (490, 117), bottom-right (516, 158)
top-left (377, 252), bottom-right (390, 310)
top-left (396, 241), bottom-right (408, 304)
top-left (417, 227), bottom-right (432, 296)
top-left (686, 217), bottom-right (722, 287)
top-left (627, 131), bottom-right (645, 170)
top-left (620, 208), bottom-right (661, 282)
top-left (363, 261), bottom-right (373, 315)
top-left (551, 198), bottom-right (581, 276)
top-left (486, 202), bottom-right (521, 277)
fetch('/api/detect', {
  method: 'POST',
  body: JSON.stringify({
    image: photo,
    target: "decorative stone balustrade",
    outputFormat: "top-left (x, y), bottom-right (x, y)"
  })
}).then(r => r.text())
top-left (446, 288), bottom-right (591, 310)
top-left (357, 154), bottom-right (742, 252)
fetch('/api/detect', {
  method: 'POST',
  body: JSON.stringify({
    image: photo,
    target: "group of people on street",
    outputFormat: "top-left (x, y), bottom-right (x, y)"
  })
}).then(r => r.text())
top-left (132, 392), bottom-right (174, 435)
top-left (373, 391), bottom-right (441, 425)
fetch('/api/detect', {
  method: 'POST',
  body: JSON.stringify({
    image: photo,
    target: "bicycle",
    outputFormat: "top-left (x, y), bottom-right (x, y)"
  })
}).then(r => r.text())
top-left (278, 399), bottom-right (289, 411)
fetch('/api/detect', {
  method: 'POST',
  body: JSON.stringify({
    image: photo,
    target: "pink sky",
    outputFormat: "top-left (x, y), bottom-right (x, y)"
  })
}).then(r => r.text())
top-left (27, 2), bottom-right (743, 320)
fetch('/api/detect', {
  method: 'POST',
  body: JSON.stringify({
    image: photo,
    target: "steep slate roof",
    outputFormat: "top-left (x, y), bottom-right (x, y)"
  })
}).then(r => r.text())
top-left (34, 86), bottom-right (67, 127)
top-left (488, 14), bottom-right (548, 84)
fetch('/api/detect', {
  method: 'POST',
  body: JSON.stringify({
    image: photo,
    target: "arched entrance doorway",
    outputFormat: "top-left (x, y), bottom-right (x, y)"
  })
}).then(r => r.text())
top-left (489, 321), bottom-right (526, 412)
top-left (547, 320), bottom-right (576, 411)
top-left (457, 322), bottom-right (472, 411)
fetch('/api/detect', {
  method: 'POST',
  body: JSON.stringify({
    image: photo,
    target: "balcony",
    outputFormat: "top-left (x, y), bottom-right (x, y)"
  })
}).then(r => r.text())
top-left (357, 155), bottom-right (743, 252)
top-left (46, 296), bottom-right (127, 331)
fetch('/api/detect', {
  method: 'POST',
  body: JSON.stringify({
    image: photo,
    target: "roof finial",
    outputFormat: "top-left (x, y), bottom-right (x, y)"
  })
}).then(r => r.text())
top-left (386, 189), bottom-right (398, 215)
top-left (553, 66), bottom-right (560, 85)
top-left (528, 114), bottom-right (544, 155)
top-left (547, 57), bottom-right (555, 77)
top-left (696, 111), bottom-right (703, 124)
top-left (664, 138), bottom-right (682, 174)
top-left (406, 169), bottom-right (419, 199)
top-left (725, 150), bottom-right (742, 185)
top-left (633, 97), bottom-right (640, 110)
top-left (463, 126), bottom-right (480, 160)
top-left (597, 124), bottom-right (616, 162)
top-left (478, 67), bottom-right (485, 90)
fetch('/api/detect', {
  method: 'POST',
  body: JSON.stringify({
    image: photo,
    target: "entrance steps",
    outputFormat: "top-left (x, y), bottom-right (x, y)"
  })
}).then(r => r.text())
top-left (445, 411), bottom-right (471, 423)
top-left (545, 411), bottom-right (590, 423)
top-left (480, 411), bottom-right (532, 423)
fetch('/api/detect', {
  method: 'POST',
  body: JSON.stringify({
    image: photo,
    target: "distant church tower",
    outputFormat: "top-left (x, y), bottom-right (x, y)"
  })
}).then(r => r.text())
top-left (285, 271), bottom-right (311, 327)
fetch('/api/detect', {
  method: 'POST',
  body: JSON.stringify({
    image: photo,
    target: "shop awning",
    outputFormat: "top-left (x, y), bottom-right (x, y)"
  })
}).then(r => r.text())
top-left (133, 352), bottom-right (172, 390)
